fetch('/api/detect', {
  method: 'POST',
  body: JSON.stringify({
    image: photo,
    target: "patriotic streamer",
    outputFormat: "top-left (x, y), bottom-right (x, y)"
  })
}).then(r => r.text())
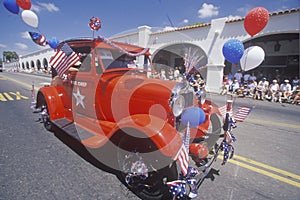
top-left (29, 32), bottom-right (46, 46)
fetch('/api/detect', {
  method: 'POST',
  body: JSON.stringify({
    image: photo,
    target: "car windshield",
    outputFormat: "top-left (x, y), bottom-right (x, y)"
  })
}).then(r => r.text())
top-left (96, 48), bottom-right (147, 71)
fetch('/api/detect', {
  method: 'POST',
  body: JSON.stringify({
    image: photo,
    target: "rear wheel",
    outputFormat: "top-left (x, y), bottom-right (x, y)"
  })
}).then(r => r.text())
top-left (116, 132), bottom-right (178, 200)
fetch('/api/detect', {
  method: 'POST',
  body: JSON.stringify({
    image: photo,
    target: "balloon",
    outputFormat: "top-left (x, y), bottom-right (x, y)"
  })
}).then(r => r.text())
top-left (244, 7), bottom-right (269, 36)
top-left (181, 107), bottom-right (206, 128)
top-left (16, 0), bottom-right (31, 10)
top-left (240, 46), bottom-right (265, 71)
top-left (21, 10), bottom-right (38, 28)
top-left (47, 37), bottom-right (60, 49)
top-left (3, 0), bottom-right (20, 14)
top-left (222, 39), bottom-right (244, 64)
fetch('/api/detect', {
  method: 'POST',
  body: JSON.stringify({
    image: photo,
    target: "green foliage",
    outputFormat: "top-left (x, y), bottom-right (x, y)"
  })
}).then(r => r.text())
top-left (3, 51), bottom-right (19, 62)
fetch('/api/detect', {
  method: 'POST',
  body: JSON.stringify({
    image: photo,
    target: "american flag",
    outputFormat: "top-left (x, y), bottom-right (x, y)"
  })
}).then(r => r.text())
top-left (233, 106), bottom-right (251, 122)
top-left (49, 43), bottom-right (80, 78)
top-left (29, 32), bottom-right (46, 46)
top-left (175, 145), bottom-right (189, 176)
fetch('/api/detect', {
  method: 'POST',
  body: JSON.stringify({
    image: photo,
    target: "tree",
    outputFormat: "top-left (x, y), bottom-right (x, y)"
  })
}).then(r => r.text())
top-left (3, 51), bottom-right (19, 62)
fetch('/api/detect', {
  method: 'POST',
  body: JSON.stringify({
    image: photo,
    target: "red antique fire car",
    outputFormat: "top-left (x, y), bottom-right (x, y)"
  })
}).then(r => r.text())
top-left (34, 37), bottom-right (227, 200)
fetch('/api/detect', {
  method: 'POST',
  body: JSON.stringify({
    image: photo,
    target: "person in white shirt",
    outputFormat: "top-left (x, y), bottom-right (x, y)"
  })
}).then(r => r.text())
top-left (279, 79), bottom-right (292, 103)
top-left (231, 79), bottom-right (240, 93)
top-left (258, 77), bottom-right (269, 99)
top-left (269, 79), bottom-right (280, 102)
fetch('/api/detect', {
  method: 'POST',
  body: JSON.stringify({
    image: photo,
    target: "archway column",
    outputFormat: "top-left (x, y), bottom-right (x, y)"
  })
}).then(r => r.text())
top-left (206, 64), bottom-right (224, 93)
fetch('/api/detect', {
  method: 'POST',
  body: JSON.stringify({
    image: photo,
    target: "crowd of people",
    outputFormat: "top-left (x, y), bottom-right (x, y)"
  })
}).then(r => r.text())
top-left (221, 70), bottom-right (300, 105)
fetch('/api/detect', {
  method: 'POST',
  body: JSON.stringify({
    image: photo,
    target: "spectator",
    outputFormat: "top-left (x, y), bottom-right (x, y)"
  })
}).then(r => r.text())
top-left (269, 79), bottom-right (280, 102)
top-left (249, 72), bottom-right (257, 82)
top-left (221, 76), bottom-right (230, 95)
top-left (279, 80), bottom-right (292, 103)
top-left (254, 81), bottom-right (265, 100)
top-left (243, 72), bottom-right (251, 84)
top-left (247, 80), bottom-right (257, 97)
top-left (258, 77), bottom-right (269, 100)
top-left (231, 79), bottom-right (240, 94)
top-left (174, 66), bottom-right (180, 81)
top-left (291, 86), bottom-right (300, 105)
top-left (291, 76), bottom-right (300, 91)
top-left (234, 70), bottom-right (243, 84)
top-left (167, 68), bottom-right (174, 80)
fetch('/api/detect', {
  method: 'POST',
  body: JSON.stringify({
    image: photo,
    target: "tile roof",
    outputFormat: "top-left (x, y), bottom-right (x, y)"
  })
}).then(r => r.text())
top-left (152, 8), bottom-right (299, 35)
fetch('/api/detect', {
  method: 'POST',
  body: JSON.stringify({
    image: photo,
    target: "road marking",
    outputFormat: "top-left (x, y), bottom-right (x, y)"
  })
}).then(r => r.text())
top-left (233, 154), bottom-right (300, 181)
top-left (228, 158), bottom-right (300, 188)
top-left (9, 92), bottom-right (29, 100)
top-left (218, 154), bottom-right (300, 188)
top-left (0, 93), bottom-right (7, 101)
top-left (246, 118), bottom-right (300, 129)
top-left (3, 92), bottom-right (14, 101)
top-left (0, 92), bottom-right (29, 102)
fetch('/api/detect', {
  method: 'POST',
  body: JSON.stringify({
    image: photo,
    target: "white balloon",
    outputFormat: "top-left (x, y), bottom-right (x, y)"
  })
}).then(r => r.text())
top-left (21, 10), bottom-right (38, 28)
top-left (240, 46), bottom-right (265, 71)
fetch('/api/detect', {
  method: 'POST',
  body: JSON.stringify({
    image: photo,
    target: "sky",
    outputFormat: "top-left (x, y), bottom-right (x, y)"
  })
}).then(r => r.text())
top-left (0, 0), bottom-right (299, 56)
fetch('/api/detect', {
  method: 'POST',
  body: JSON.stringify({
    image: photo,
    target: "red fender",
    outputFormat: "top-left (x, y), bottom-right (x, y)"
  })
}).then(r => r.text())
top-left (111, 114), bottom-right (183, 158)
top-left (37, 86), bottom-right (70, 121)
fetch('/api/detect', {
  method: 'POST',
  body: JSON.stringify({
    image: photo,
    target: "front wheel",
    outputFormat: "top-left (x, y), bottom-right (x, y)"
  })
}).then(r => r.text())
top-left (39, 96), bottom-right (54, 132)
top-left (116, 133), bottom-right (178, 200)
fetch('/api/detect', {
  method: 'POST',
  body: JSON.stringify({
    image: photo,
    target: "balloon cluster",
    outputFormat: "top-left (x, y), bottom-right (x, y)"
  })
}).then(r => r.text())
top-left (2, 0), bottom-right (59, 49)
top-left (222, 7), bottom-right (269, 71)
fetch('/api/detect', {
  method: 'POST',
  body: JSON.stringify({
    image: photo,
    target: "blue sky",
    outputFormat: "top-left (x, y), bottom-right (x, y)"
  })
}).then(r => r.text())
top-left (0, 0), bottom-right (299, 56)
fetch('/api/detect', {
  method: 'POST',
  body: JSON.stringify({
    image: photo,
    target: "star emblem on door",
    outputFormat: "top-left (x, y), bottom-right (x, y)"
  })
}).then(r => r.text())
top-left (73, 89), bottom-right (85, 109)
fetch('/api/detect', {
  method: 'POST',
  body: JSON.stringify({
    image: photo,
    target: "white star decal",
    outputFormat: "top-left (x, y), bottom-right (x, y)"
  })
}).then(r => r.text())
top-left (73, 89), bottom-right (85, 109)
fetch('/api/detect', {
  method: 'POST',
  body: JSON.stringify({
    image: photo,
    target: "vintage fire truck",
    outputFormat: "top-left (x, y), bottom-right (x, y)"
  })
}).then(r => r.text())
top-left (34, 37), bottom-right (232, 200)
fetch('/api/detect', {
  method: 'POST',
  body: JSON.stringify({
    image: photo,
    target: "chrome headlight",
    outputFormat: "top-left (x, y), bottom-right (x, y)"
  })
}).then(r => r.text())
top-left (171, 94), bottom-right (185, 117)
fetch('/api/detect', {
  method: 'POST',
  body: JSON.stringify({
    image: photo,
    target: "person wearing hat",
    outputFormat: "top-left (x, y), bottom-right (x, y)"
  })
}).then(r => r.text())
top-left (257, 77), bottom-right (269, 100)
top-left (269, 79), bottom-right (280, 102)
top-left (279, 79), bottom-right (292, 103)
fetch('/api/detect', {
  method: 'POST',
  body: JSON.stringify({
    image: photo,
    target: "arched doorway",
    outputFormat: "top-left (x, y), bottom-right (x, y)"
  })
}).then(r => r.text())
top-left (36, 59), bottom-right (41, 71)
top-left (31, 60), bottom-right (35, 70)
top-left (152, 43), bottom-right (208, 80)
top-left (43, 58), bottom-right (48, 71)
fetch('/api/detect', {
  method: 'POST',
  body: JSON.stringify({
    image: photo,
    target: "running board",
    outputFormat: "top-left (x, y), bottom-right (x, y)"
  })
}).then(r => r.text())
top-left (52, 118), bottom-right (95, 141)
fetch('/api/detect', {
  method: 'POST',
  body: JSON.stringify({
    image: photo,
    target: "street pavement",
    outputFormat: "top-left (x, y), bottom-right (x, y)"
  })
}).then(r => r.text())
top-left (1, 72), bottom-right (300, 200)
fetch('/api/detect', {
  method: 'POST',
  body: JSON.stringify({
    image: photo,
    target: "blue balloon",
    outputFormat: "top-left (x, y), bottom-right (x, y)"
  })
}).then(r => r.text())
top-left (3, 0), bottom-right (20, 14)
top-left (181, 107), bottom-right (206, 128)
top-left (47, 37), bottom-right (60, 49)
top-left (222, 39), bottom-right (244, 64)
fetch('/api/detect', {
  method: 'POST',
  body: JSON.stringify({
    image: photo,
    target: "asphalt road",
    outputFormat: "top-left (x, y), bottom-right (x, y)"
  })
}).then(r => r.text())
top-left (1, 72), bottom-right (300, 200)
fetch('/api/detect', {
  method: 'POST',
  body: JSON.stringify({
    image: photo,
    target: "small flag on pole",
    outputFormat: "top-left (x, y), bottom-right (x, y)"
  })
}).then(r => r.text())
top-left (49, 43), bottom-right (80, 78)
top-left (175, 145), bottom-right (189, 176)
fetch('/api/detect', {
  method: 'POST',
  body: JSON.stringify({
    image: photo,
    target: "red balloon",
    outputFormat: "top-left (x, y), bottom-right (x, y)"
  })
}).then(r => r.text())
top-left (16, 0), bottom-right (31, 10)
top-left (244, 7), bottom-right (269, 36)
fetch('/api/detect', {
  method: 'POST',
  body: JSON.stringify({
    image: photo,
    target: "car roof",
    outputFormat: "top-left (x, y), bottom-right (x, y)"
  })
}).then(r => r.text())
top-left (60, 37), bottom-right (151, 56)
